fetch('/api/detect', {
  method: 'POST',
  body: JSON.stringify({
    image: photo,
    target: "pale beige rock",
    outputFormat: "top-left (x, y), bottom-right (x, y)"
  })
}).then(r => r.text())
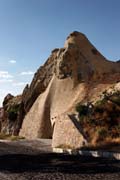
top-left (20, 75), bottom-right (86, 140)
top-left (52, 114), bottom-right (87, 149)
top-left (20, 31), bottom-right (120, 149)
top-left (115, 82), bottom-right (120, 91)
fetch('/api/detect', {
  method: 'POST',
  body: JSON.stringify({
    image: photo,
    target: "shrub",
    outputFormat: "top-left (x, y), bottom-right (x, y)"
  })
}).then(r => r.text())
top-left (97, 127), bottom-right (108, 140)
top-left (95, 98), bottom-right (106, 107)
top-left (110, 96), bottom-right (120, 106)
top-left (111, 125), bottom-right (120, 138)
top-left (75, 103), bottom-right (88, 116)
top-left (75, 90), bottom-right (120, 146)
top-left (94, 106), bottom-right (104, 113)
top-left (7, 105), bottom-right (19, 121)
top-left (77, 115), bottom-right (84, 122)
top-left (87, 119), bottom-right (96, 126)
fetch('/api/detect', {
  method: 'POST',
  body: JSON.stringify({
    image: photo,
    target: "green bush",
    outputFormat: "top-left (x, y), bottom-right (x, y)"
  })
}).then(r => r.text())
top-left (76, 103), bottom-right (88, 116)
top-left (95, 98), bottom-right (106, 106)
top-left (7, 105), bottom-right (19, 121)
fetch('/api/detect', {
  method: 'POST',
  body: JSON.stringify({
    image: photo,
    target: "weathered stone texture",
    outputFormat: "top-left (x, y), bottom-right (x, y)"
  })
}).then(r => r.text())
top-left (52, 114), bottom-right (87, 149)
top-left (0, 94), bottom-right (24, 135)
top-left (19, 31), bottom-right (120, 149)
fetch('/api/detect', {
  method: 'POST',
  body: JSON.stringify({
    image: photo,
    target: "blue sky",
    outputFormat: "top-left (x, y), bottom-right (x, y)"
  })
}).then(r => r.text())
top-left (0, 0), bottom-right (120, 105)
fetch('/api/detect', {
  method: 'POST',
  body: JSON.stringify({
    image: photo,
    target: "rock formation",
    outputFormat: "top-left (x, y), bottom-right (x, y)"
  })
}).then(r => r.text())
top-left (0, 94), bottom-right (24, 135)
top-left (20, 31), bottom-right (120, 149)
top-left (1, 31), bottom-right (120, 149)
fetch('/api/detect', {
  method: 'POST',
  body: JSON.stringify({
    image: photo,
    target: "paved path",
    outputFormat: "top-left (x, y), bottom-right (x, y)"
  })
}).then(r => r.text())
top-left (0, 139), bottom-right (120, 180)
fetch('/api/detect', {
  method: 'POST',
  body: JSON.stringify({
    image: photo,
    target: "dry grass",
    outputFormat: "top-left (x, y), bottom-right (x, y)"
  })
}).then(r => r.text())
top-left (56, 144), bottom-right (75, 150)
top-left (81, 138), bottom-right (120, 151)
top-left (0, 133), bottom-right (25, 141)
top-left (76, 90), bottom-right (120, 147)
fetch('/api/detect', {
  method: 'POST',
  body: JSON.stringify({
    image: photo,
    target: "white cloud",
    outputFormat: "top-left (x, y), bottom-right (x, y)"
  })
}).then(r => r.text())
top-left (0, 79), bottom-right (13, 83)
top-left (0, 71), bottom-right (13, 84)
top-left (20, 71), bottom-right (34, 75)
top-left (9, 60), bottom-right (16, 64)
top-left (0, 89), bottom-right (9, 95)
top-left (12, 82), bottom-right (26, 86)
top-left (0, 71), bottom-right (13, 79)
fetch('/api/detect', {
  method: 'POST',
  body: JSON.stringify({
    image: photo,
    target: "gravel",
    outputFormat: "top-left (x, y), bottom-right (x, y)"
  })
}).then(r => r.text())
top-left (0, 139), bottom-right (120, 180)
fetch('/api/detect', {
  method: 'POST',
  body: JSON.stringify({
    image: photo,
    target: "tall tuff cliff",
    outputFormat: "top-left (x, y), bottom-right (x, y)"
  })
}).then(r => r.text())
top-left (19, 31), bottom-right (120, 148)
top-left (0, 31), bottom-right (120, 149)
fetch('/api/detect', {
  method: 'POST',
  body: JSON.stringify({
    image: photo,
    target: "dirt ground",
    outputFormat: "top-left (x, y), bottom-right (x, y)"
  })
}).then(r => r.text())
top-left (0, 139), bottom-right (52, 155)
top-left (0, 139), bottom-right (120, 180)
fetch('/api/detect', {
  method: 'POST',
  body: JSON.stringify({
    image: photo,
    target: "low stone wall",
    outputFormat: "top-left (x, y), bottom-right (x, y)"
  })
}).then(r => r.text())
top-left (53, 148), bottom-right (120, 160)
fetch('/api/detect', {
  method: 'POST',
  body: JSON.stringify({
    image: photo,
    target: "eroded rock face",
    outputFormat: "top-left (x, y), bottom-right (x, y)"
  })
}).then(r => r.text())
top-left (3, 94), bottom-right (14, 107)
top-left (0, 94), bottom-right (24, 135)
top-left (0, 107), bottom-right (4, 131)
top-left (22, 49), bottom-right (59, 113)
top-left (19, 31), bottom-right (120, 149)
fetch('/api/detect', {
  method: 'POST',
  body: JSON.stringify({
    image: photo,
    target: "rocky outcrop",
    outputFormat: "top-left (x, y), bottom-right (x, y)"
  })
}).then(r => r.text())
top-left (0, 107), bottom-right (4, 131)
top-left (19, 31), bottom-right (120, 149)
top-left (0, 94), bottom-right (24, 135)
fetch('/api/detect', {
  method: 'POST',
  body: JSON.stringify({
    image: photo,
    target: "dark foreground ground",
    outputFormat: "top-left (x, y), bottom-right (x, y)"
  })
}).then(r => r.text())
top-left (0, 140), bottom-right (120, 180)
top-left (0, 153), bottom-right (120, 180)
